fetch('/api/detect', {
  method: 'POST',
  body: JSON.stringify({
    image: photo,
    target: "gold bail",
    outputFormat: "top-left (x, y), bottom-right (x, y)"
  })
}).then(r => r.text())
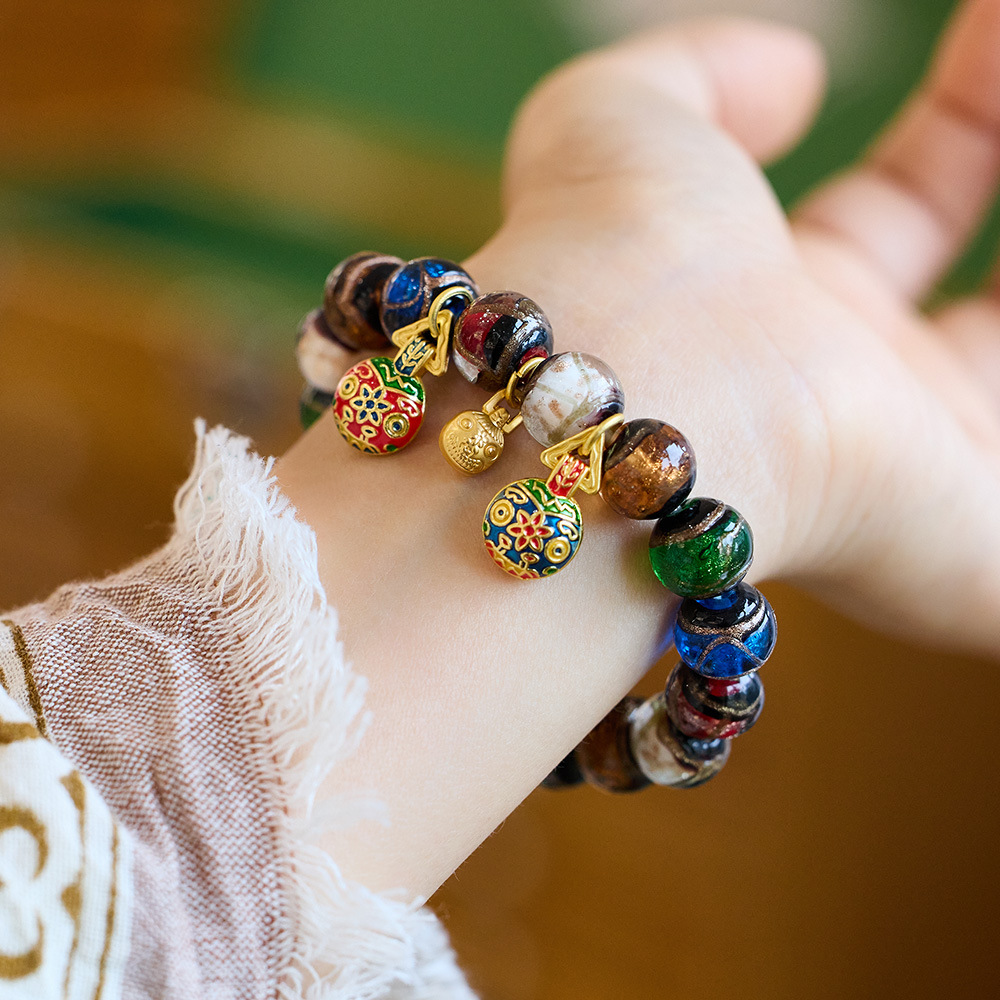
top-left (538, 413), bottom-right (624, 496)
top-left (390, 286), bottom-right (475, 377)
top-left (437, 355), bottom-right (543, 475)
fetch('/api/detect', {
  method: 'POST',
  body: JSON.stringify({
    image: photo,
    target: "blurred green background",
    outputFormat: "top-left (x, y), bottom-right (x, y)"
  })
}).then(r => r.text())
top-left (2, 0), bottom-right (991, 339)
top-left (3, 2), bottom-right (999, 999)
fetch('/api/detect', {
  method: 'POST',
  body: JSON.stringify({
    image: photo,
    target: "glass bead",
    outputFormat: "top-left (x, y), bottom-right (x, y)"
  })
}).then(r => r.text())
top-left (299, 384), bottom-right (334, 430)
top-left (451, 291), bottom-right (554, 391)
top-left (648, 498), bottom-right (753, 598)
top-left (674, 583), bottom-right (777, 678)
top-left (379, 257), bottom-right (478, 337)
top-left (520, 352), bottom-right (625, 448)
top-left (576, 697), bottom-right (650, 794)
top-left (296, 309), bottom-right (352, 394)
top-left (483, 478), bottom-right (582, 579)
top-left (541, 751), bottom-right (584, 789)
top-left (323, 251), bottom-right (403, 350)
top-left (600, 418), bottom-right (695, 520)
top-left (665, 662), bottom-right (763, 739)
top-left (332, 357), bottom-right (425, 454)
top-left (628, 692), bottom-right (730, 788)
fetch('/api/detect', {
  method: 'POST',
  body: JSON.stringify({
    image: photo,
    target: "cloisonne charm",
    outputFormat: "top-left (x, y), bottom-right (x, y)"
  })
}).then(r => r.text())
top-left (332, 284), bottom-right (474, 454)
top-left (295, 252), bottom-right (781, 797)
top-left (483, 414), bottom-right (623, 579)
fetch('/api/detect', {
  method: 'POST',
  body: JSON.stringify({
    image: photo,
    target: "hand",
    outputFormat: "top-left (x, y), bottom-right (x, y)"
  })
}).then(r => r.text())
top-left (468, 0), bottom-right (1000, 655)
top-left (278, 0), bottom-right (1000, 897)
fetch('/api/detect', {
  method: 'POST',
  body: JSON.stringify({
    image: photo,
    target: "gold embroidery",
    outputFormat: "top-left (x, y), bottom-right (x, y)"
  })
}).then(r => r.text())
top-left (0, 805), bottom-right (48, 877)
top-left (0, 919), bottom-right (43, 979)
top-left (93, 824), bottom-right (119, 1000)
top-left (60, 773), bottom-right (86, 999)
top-left (0, 621), bottom-right (47, 737)
top-left (0, 721), bottom-right (39, 744)
top-left (0, 806), bottom-right (48, 980)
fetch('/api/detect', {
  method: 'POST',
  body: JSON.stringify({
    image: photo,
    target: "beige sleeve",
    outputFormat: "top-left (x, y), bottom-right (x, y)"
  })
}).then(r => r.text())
top-left (0, 422), bottom-right (476, 1000)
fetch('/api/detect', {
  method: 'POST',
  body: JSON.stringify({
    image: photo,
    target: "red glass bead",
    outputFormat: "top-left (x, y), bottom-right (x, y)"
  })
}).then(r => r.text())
top-left (665, 663), bottom-right (763, 740)
top-left (452, 291), bottom-right (553, 392)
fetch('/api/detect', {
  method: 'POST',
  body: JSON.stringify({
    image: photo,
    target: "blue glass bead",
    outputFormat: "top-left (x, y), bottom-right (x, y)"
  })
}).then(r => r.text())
top-left (673, 583), bottom-right (776, 678)
top-left (378, 257), bottom-right (478, 337)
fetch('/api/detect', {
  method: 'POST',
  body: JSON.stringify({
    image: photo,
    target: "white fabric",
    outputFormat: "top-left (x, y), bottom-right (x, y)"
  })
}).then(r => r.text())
top-left (1, 422), bottom-right (476, 999)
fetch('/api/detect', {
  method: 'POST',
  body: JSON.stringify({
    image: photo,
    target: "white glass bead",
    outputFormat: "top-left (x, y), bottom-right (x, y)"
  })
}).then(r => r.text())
top-left (296, 309), bottom-right (352, 393)
top-left (628, 693), bottom-right (730, 788)
top-left (520, 352), bottom-right (624, 448)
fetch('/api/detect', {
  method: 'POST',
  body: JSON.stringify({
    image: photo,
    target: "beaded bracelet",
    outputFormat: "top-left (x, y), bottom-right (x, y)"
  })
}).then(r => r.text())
top-left (295, 252), bottom-right (777, 792)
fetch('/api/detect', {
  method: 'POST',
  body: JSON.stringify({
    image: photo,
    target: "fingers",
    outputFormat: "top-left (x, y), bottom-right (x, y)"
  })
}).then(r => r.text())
top-left (503, 17), bottom-right (825, 217)
top-left (933, 296), bottom-right (1000, 409)
top-left (794, 0), bottom-right (1000, 301)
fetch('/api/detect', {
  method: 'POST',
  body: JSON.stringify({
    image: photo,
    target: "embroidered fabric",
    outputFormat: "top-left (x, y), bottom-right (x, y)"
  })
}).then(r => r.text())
top-left (1, 422), bottom-right (476, 1000)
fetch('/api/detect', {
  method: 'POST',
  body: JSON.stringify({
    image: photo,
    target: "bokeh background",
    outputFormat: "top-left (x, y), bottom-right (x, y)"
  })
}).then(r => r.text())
top-left (2, 1), bottom-right (998, 998)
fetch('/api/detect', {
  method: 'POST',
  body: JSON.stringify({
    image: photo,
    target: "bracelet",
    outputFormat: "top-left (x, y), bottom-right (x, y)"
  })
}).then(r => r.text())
top-left (295, 252), bottom-right (777, 792)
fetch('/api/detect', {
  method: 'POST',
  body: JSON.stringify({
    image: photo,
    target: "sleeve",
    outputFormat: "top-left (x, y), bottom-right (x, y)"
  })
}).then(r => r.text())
top-left (0, 421), bottom-right (477, 1000)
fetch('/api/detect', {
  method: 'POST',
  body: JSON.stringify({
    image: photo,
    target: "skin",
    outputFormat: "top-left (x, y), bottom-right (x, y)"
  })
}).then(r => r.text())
top-left (277, 0), bottom-right (1000, 900)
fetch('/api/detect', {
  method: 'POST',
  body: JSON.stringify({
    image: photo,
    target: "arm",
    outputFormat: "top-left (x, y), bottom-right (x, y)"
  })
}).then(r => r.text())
top-left (278, 1), bottom-right (1000, 899)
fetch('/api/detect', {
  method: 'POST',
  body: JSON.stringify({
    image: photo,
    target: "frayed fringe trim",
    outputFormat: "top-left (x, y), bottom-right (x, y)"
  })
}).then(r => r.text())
top-left (165, 421), bottom-right (477, 1000)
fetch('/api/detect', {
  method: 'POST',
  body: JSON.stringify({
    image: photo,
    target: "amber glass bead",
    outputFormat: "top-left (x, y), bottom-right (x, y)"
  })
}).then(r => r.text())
top-left (520, 352), bottom-right (625, 448)
top-left (628, 693), bottom-right (730, 788)
top-left (600, 418), bottom-right (695, 520)
top-left (541, 751), bottom-right (585, 789)
top-left (452, 291), bottom-right (554, 391)
top-left (665, 662), bottom-right (763, 740)
top-left (379, 257), bottom-right (478, 337)
top-left (649, 498), bottom-right (753, 598)
top-left (323, 251), bottom-right (403, 350)
top-left (576, 696), bottom-right (650, 793)
top-left (674, 583), bottom-right (776, 677)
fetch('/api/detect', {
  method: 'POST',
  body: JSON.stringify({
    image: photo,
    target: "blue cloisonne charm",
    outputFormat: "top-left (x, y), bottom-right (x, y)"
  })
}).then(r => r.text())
top-left (483, 478), bottom-right (582, 579)
top-left (379, 257), bottom-right (478, 337)
top-left (673, 583), bottom-right (776, 678)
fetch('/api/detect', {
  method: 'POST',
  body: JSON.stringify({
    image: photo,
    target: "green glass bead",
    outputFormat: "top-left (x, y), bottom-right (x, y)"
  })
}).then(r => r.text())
top-left (300, 384), bottom-right (334, 429)
top-left (648, 498), bottom-right (753, 598)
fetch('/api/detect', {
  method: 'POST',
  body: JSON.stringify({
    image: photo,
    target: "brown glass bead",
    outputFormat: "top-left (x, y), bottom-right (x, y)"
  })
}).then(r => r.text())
top-left (540, 751), bottom-right (584, 789)
top-left (576, 696), bottom-right (650, 794)
top-left (600, 418), bottom-right (695, 520)
top-left (322, 251), bottom-right (404, 350)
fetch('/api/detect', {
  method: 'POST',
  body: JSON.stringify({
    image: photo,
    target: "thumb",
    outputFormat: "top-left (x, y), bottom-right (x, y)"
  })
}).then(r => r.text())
top-left (502, 18), bottom-right (826, 224)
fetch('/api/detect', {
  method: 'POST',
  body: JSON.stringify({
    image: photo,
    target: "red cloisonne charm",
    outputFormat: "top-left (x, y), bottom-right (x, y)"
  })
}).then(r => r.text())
top-left (333, 355), bottom-right (426, 455)
top-left (331, 285), bottom-right (473, 456)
